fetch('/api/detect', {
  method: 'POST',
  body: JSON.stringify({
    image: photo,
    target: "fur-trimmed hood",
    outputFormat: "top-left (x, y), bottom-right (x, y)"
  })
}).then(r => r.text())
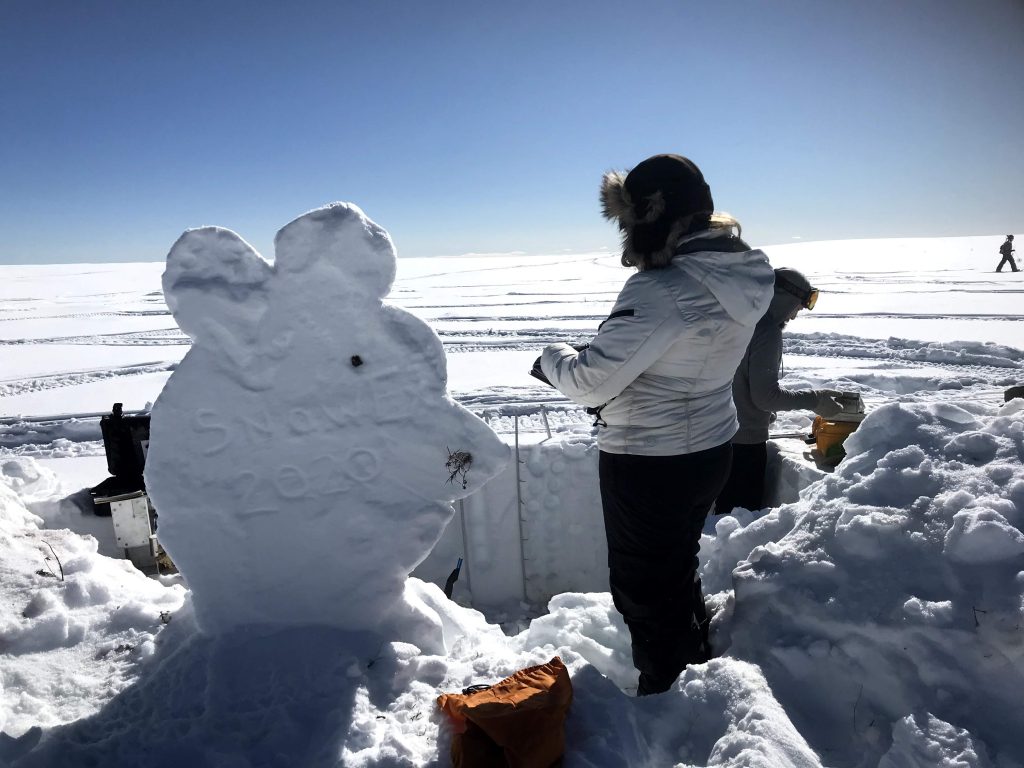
top-left (599, 155), bottom-right (717, 269)
top-left (601, 170), bottom-right (662, 226)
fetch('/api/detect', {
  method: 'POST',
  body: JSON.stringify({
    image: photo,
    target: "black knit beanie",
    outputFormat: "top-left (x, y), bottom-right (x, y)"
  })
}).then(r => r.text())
top-left (601, 154), bottom-right (715, 259)
top-left (774, 267), bottom-right (811, 295)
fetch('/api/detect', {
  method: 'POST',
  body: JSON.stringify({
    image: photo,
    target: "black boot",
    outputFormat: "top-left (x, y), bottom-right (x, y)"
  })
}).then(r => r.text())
top-left (637, 670), bottom-right (680, 696)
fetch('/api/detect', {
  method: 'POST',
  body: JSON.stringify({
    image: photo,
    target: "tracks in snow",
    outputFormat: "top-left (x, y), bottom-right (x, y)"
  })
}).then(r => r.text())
top-left (2, 330), bottom-right (1019, 454)
top-left (0, 362), bottom-right (177, 400)
top-left (0, 328), bottom-right (187, 346)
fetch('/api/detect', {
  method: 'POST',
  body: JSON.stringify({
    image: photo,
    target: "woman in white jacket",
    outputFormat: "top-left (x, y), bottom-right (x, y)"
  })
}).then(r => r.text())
top-left (540, 154), bottom-right (775, 695)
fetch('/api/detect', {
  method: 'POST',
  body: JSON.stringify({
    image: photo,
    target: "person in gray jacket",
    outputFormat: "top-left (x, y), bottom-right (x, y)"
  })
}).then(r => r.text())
top-left (715, 267), bottom-right (842, 515)
top-left (540, 154), bottom-right (774, 695)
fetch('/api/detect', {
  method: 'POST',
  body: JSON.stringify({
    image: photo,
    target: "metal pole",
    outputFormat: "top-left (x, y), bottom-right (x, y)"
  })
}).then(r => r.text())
top-left (458, 498), bottom-right (472, 596)
top-left (539, 405), bottom-right (552, 440)
top-left (514, 416), bottom-right (528, 602)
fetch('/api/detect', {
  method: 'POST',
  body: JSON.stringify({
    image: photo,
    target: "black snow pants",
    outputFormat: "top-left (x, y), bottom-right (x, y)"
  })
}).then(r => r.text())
top-left (599, 443), bottom-right (732, 696)
top-left (714, 441), bottom-right (768, 515)
top-left (996, 254), bottom-right (1019, 272)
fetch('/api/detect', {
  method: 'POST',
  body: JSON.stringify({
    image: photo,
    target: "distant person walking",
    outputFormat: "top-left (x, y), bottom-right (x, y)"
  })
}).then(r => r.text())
top-left (539, 154), bottom-right (774, 695)
top-left (715, 267), bottom-right (843, 515)
top-left (996, 235), bottom-right (1018, 272)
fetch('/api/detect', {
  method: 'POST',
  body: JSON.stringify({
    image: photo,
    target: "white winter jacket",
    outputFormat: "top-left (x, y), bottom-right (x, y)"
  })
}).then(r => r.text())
top-left (541, 231), bottom-right (775, 456)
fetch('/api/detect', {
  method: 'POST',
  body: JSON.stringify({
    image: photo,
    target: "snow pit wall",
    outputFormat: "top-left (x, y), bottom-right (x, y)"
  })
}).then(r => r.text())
top-left (414, 431), bottom-right (818, 609)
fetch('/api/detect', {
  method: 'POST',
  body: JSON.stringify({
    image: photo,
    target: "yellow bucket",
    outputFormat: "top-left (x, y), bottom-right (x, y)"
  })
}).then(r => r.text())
top-left (811, 416), bottom-right (860, 461)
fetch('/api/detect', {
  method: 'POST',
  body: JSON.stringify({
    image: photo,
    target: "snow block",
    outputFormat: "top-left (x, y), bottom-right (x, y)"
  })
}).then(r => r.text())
top-left (146, 203), bottom-right (509, 635)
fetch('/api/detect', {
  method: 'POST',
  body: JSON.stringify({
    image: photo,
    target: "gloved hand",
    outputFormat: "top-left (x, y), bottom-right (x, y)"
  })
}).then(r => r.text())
top-left (530, 343), bottom-right (587, 386)
top-left (529, 355), bottom-right (552, 386)
top-left (813, 389), bottom-right (845, 417)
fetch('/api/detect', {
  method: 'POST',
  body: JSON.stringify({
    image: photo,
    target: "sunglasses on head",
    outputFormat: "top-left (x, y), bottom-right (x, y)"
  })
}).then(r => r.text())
top-left (777, 277), bottom-right (818, 310)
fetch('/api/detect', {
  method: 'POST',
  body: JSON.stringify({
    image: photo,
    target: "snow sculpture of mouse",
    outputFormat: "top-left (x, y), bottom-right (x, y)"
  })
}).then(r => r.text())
top-left (145, 203), bottom-right (509, 639)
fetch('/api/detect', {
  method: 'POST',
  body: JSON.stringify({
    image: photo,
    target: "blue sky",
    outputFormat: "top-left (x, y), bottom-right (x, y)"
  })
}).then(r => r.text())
top-left (2, 0), bottom-right (1022, 264)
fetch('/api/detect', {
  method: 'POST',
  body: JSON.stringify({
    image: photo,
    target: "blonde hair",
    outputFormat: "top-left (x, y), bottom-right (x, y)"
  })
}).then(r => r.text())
top-left (707, 212), bottom-right (742, 238)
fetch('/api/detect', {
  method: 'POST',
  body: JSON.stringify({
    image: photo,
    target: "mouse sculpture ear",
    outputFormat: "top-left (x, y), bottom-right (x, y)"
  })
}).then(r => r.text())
top-left (273, 202), bottom-right (397, 300)
top-left (163, 227), bottom-right (273, 348)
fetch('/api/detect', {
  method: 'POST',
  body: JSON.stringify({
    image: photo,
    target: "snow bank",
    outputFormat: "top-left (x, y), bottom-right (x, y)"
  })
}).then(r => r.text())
top-left (0, 459), bottom-right (185, 741)
top-left (145, 203), bottom-right (509, 637)
top-left (706, 399), bottom-right (1024, 766)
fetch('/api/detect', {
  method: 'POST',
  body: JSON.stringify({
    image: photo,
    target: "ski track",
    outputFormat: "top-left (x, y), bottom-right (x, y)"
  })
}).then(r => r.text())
top-left (1, 332), bottom-right (1018, 404)
top-left (0, 309), bottom-right (170, 323)
top-left (822, 287), bottom-right (1024, 295)
top-left (0, 350), bottom-right (1014, 458)
top-left (0, 362), bottom-right (177, 399)
top-left (812, 312), bottom-right (1024, 321)
top-left (0, 329), bottom-right (187, 346)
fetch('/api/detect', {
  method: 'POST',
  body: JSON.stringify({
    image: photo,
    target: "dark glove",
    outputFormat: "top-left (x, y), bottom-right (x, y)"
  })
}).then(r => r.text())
top-left (529, 355), bottom-right (552, 386)
top-left (530, 344), bottom-right (587, 387)
top-left (813, 389), bottom-right (844, 417)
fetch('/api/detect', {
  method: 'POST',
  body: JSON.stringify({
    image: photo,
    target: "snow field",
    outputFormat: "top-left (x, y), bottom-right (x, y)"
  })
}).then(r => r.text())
top-left (1, 228), bottom-right (1022, 766)
top-left (1, 234), bottom-right (1020, 425)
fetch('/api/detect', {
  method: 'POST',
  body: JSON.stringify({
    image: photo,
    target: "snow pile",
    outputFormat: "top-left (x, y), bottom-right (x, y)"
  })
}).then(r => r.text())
top-left (0, 459), bottom-right (63, 505)
top-left (0, 458), bottom-right (186, 742)
top-left (703, 399), bottom-right (1024, 766)
top-left (146, 203), bottom-right (508, 637)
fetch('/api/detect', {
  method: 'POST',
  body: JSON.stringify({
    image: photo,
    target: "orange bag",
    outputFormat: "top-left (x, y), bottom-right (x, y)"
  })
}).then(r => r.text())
top-left (436, 656), bottom-right (573, 768)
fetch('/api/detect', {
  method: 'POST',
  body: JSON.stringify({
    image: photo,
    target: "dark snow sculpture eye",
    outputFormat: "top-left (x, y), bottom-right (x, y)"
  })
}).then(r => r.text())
top-left (351, 355), bottom-right (364, 367)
